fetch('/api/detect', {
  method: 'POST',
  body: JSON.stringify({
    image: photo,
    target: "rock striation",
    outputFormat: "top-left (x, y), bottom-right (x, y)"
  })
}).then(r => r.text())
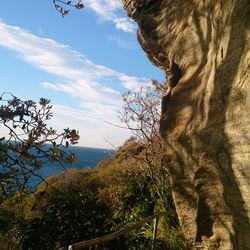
top-left (123, 0), bottom-right (250, 249)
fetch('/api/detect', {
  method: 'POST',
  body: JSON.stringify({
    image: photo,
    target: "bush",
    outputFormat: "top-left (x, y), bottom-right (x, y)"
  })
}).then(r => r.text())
top-left (0, 142), bottom-right (187, 249)
top-left (19, 169), bottom-right (113, 249)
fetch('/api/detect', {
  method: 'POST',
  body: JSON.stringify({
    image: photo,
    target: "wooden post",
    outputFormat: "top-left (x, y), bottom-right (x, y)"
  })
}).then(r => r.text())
top-left (151, 217), bottom-right (159, 250)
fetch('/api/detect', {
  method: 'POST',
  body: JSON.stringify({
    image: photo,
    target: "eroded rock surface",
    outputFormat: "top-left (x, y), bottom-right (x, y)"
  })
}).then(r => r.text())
top-left (123, 0), bottom-right (250, 249)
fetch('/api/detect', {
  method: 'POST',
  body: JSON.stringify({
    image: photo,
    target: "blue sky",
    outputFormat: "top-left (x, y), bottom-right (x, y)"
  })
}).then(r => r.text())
top-left (0, 0), bottom-right (164, 148)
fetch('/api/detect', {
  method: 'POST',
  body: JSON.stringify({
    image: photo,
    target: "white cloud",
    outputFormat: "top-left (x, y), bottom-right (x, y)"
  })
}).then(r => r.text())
top-left (0, 21), bottom-right (146, 148)
top-left (113, 17), bottom-right (135, 33)
top-left (51, 104), bottom-right (131, 148)
top-left (118, 74), bottom-right (150, 90)
top-left (108, 35), bottom-right (136, 50)
top-left (85, 0), bottom-right (136, 33)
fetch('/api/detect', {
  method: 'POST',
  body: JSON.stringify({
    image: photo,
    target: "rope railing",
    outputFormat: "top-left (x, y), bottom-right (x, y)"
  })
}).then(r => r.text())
top-left (59, 212), bottom-right (166, 250)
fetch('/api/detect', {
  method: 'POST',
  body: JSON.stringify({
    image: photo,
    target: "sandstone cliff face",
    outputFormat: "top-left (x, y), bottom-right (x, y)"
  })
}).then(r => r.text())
top-left (123, 0), bottom-right (250, 249)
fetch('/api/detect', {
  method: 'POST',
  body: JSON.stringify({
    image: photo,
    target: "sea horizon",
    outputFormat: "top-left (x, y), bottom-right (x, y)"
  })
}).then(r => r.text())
top-left (30, 145), bottom-right (115, 188)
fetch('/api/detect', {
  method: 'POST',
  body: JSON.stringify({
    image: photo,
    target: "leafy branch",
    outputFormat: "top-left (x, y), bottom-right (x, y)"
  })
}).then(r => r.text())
top-left (52, 0), bottom-right (84, 17)
top-left (0, 92), bottom-right (80, 194)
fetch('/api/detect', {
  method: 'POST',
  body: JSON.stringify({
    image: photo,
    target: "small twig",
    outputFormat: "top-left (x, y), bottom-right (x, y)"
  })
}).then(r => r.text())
top-left (52, 0), bottom-right (84, 17)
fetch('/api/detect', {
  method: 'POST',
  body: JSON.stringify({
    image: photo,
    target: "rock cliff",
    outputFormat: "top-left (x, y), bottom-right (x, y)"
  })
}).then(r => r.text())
top-left (122, 0), bottom-right (250, 249)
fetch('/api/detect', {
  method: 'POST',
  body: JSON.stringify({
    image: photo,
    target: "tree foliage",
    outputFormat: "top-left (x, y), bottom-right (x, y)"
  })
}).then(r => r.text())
top-left (0, 93), bottom-right (79, 194)
top-left (0, 145), bottom-right (186, 250)
top-left (18, 169), bottom-right (111, 249)
top-left (118, 80), bottom-right (172, 211)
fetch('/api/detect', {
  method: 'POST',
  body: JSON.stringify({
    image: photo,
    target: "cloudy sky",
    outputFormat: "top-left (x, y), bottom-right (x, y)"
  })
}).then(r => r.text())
top-left (0, 0), bottom-right (164, 149)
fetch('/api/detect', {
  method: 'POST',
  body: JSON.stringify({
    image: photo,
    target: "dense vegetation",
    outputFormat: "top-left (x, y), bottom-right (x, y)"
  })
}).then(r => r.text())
top-left (0, 138), bottom-right (186, 249)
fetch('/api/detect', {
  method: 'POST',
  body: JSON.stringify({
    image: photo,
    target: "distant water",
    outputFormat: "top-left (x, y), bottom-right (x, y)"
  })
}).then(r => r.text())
top-left (30, 146), bottom-right (115, 187)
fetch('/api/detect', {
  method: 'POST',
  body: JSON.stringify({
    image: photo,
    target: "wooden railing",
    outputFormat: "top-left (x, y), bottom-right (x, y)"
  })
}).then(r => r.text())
top-left (59, 212), bottom-right (166, 250)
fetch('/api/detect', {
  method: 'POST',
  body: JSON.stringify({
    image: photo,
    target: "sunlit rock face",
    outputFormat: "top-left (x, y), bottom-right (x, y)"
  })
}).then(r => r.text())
top-left (123, 0), bottom-right (250, 249)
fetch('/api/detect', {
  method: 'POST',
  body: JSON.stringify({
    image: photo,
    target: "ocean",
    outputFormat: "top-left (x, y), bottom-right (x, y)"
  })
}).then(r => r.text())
top-left (31, 146), bottom-right (115, 187)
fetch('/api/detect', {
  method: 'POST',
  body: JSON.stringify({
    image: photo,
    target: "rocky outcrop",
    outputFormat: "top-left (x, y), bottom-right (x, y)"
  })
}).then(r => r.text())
top-left (123, 0), bottom-right (250, 249)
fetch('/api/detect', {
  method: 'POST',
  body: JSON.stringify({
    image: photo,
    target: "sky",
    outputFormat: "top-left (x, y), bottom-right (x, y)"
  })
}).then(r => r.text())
top-left (0, 0), bottom-right (164, 149)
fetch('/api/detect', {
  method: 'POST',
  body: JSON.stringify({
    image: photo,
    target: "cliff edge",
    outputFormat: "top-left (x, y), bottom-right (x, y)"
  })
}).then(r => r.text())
top-left (122, 0), bottom-right (250, 249)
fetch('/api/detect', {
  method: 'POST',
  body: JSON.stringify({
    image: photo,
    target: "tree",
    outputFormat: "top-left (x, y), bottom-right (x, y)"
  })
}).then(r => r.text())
top-left (18, 169), bottom-right (111, 249)
top-left (0, 92), bottom-right (79, 194)
top-left (118, 80), bottom-right (175, 217)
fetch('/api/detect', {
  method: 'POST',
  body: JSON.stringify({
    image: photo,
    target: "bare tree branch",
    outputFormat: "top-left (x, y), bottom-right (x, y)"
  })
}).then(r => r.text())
top-left (52, 0), bottom-right (84, 17)
top-left (118, 80), bottom-right (172, 210)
